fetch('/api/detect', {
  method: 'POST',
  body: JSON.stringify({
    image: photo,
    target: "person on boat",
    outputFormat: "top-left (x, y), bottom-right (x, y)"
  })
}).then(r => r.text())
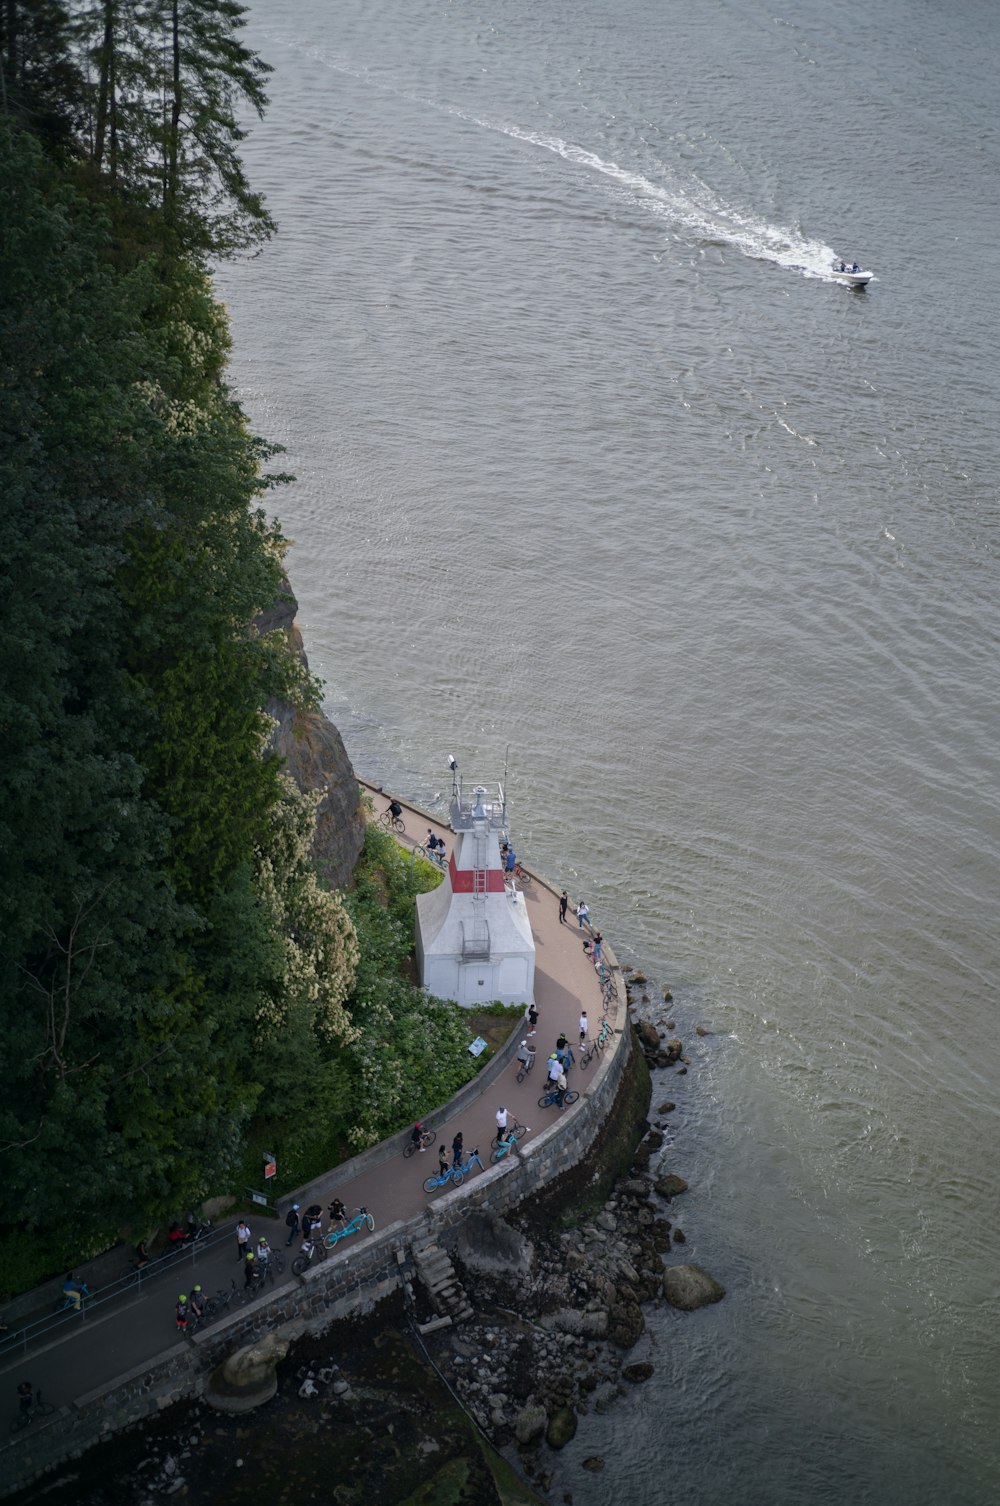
top-left (838, 261), bottom-right (846, 272)
top-left (851, 262), bottom-right (860, 273)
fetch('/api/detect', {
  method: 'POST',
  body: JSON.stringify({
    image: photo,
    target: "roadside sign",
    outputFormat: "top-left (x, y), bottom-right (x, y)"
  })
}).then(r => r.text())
top-left (468, 1036), bottom-right (488, 1057)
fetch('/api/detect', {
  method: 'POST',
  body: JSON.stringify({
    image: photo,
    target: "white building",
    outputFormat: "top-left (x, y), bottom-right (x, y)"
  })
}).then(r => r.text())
top-left (415, 778), bottom-right (536, 1007)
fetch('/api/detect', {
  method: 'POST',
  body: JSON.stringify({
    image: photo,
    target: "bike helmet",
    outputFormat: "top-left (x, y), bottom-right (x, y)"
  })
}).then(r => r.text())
top-left (178, 1293), bottom-right (187, 1302)
top-left (192, 1284), bottom-right (202, 1293)
top-left (258, 1237), bottom-right (268, 1246)
top-left (245, 1250), bottom-right (254, 1260)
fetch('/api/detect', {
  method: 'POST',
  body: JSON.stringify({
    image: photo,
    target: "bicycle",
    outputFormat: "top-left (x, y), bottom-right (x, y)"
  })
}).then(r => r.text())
top-left (403, 1128), bottom-right (437, 1158)
top-left (490, 1128), bottom-right (529, 1164)
top-left (491, 1117), bottom-right (526, 1149)
top-left (423, 1163), bottom-right (465, 1194)
top-left (414, 845), bottom-right (447, 869)
top-left (10, 1392), bottom-right (56, 1434)
top-left (325, 1208), bottom-right (375, 1249)
top-left (379, 808), bottom-right (405, 834)
top-left (204, 1280), bottom-right (240, 1320)
top-left (508, 861), bottom-right (531, 885)
top-left (538, 1085), bottom-right (580, 1110)
top-left (291, 1236), bottom-right (329, 1276)
top-left (579, 1017), bottom-right (612, 1069)
top-left (256, 1249), bottom-right (286, 1285)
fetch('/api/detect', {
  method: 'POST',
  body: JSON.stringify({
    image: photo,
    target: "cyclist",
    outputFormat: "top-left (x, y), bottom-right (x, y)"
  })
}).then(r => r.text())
top-left (167, 1222), bottom-right (187, 1248)
top-left (134, 1240), bottom-right (151, 1269)
top-left (410, 1121), bottom-right (427, 1154)
top-left (437, 1148), bottom-right (450, 1179)
top-left (243, 1251), bottom-right (259, 1290)
top-left (516, 1039), bottom-right (535, 1071)
top-left (175, 1294), bottom-right (189, 1332)
top-left (61, 1273), bottom-right (90, 1311)
top-left (189, 1286), bottom-right (206, 1323)
top-left (256, 1237), bottom-right (271, 1269)
top-left (328, 1197), bottom-right (347, 1226)
top-left (388, 799), bottom-right (403, 823)
top-left (17, 1381), bottom-right (34, 1417)
top-left (451, 1130), bottom-right (464, 1167)
top-left (496, 1105), bottom-right (509, 1140)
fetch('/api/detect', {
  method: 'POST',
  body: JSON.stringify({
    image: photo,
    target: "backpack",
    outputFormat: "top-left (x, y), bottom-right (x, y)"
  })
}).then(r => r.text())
top-left (285, 1208), bottom-right (298, 1228)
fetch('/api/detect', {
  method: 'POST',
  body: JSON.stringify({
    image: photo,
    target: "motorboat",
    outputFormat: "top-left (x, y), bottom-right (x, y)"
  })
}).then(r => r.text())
top-left (831, 260), bottom-right (873, 287)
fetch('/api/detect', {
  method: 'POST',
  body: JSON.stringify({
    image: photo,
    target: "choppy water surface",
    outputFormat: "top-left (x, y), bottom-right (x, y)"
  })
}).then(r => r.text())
top-left (219, 2), bottom-right (1000, 1500)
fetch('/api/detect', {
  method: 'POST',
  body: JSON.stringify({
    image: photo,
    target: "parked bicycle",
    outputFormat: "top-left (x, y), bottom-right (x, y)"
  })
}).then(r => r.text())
top-left (490, 1117), bottom-right (526, 1149)
top-left (291, 1236), bottom-right (328, 1276)
top-left (325, 1208), bottom-right (375, 1248)
top-left (579, 1016), bottom-right (612, 1069)
top-left (379, 806), bottom-right (405, 834)
top-left (203, 1280), bottom-right (241, 1320)
top-left (538, 1085), bottom-right (580, 1110)
top-left (10, 1387), bottom-right (55, 1434)
top-left (403, 1127), bottom-right (437, 1158)
top-left (491, 1127), bottom-right (529, 1165)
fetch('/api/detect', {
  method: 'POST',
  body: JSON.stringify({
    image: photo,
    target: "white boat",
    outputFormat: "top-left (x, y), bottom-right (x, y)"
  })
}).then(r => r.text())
top-left (831, 261), bottom-right (873, 287)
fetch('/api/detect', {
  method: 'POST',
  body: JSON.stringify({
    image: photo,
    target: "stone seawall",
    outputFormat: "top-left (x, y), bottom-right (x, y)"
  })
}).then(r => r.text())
top-left (1, 1016), bottom-right (637, 1499)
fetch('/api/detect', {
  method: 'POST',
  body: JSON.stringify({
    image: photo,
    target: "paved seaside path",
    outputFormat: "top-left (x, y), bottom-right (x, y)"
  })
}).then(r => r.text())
top-left (0, 785), bottom-right (620, 1425)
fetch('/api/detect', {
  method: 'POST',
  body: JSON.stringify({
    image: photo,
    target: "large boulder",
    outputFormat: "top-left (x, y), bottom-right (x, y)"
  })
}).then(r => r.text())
top-left (662, 1264), bottom-right (726, 1311)
top-left (546, 1406), bottom-right (578, 1450)
top-left (654, 1173), bottom-right (689, 1201)
top-left (457, 1211), bottom-right (533, 1275)
top-left (539, 1308), bottom-right (609, 1339)
top-left (635, 1020), bottom-right (660, 1052)
top-left (256, 578), bottom-right (367, 890)
top-left (205, 1333), bottom-right (290, 1413)
top-left (514, 1404), bottom-right (547, 1445)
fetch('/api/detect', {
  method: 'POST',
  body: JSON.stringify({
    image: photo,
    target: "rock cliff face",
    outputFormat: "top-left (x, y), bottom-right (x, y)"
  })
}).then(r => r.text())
top-left (256, 577), bottom-right (367, 890)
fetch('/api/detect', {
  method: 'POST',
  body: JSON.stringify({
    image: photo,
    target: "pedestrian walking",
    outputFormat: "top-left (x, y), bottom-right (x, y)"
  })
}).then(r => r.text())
top-left (579, 1010), bottom-right (588, 1043)
top-left (452, 1131), bottom-right (464, 1167)
top-left (559, 890), bottom-right (569, 924)
top-left (576, 900), bottom-right (590, 930)
top-left (175, 1294), bottom-right (189, 1332)
top-left (284, 1203), bottom-right (301, 1246)
top-left (527, 1003), bottom-right (539, 1032)
top-left (236, 1218), bottom-right (252, 1262)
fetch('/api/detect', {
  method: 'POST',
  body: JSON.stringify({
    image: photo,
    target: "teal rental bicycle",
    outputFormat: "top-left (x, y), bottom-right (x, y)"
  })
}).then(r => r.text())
top-left (422, 1149), bottom-right (482, 1193)
top-left (325, 1207), bottom-right (375, 1248)
top-left (579, 1016), bottom-right (612, 1069)
top-left (490, 1127), bottom-right (529, 1164)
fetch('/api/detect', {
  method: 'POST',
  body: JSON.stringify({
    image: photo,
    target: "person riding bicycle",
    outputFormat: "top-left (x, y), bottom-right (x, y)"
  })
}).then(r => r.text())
top-left (17, 1381), bottom-right (34, 1416)
top-left (328, 1198), bottom-right (347, 1225)
top-left (61, 1273), bottom-right (90, 1311)
top-left (256, 1237), bottom-right (271, 1267)
top-left (134, 1240), bottom-right (151, 1269)
top-left (516, 1039), bottom-right (535, 1070)
top-left (437, 1149), bottom-right (450, 1179)
top-left (189, 1286), bottom-right (206, 1321)
top-left (496, 1105), bottom-right (509, 1141)
top-left (388, 799), bottom-right (402, 822)
top-left (175, 1294), bottom-right (189, 1332)
top-left (167, 1222), bottom-right (187, 1248)
top-left (410, 1121), bottom-right (427, 1153)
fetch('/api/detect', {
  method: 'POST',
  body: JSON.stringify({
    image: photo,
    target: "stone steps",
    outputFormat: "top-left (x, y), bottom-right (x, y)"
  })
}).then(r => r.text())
top-left (411, 1241), bottom-right (474, 1324)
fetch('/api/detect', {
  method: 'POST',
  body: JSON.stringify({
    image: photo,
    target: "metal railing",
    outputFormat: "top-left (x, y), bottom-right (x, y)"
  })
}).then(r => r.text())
top-left (0, 1224), bottom-right (231, 1360)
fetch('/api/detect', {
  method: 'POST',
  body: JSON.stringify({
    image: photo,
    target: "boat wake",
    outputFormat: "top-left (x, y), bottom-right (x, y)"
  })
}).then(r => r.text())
top-left (283, 38), bottom-right (840, 281)
top-left (470, 113), bottom-right (837, 280)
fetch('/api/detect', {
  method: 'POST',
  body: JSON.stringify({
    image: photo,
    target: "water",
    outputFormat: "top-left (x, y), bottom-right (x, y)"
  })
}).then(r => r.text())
top-left (217, 2), bottom-right (1000, 1500)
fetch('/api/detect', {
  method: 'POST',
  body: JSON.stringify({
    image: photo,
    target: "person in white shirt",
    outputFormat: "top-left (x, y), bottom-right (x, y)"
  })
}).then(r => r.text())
top-left (579, 1011), bottom-right (588, 1043)
top-left (496, 1105), bottom-right (509, 1139)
